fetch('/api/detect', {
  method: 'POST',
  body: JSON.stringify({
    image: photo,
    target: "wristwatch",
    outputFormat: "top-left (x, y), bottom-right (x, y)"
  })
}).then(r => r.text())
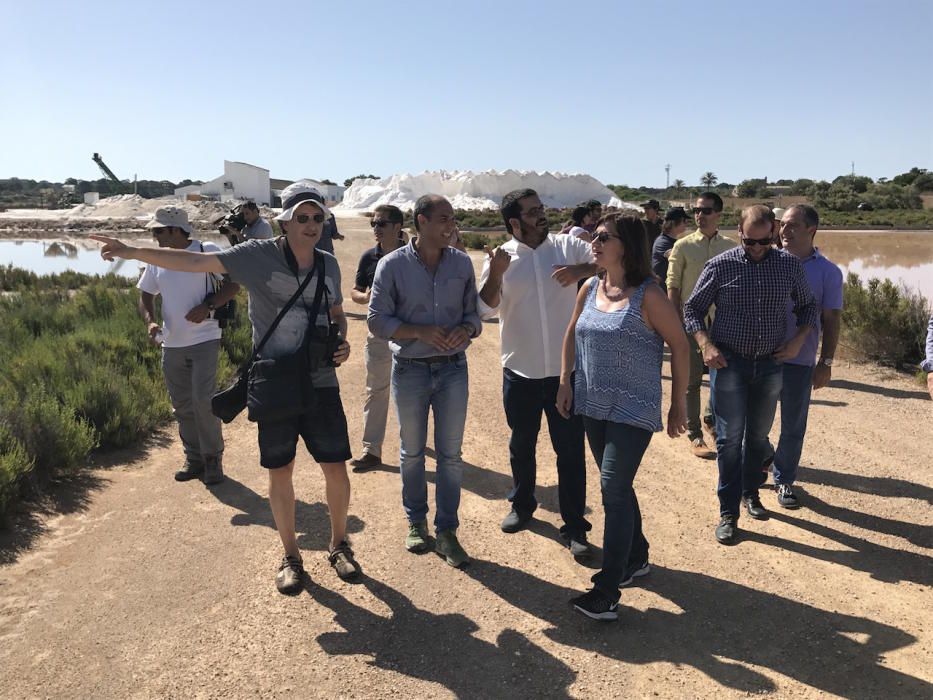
top-left (819, 357), bottom-right (833, 367)
top-left (206, 299), bottom-right (216, 311)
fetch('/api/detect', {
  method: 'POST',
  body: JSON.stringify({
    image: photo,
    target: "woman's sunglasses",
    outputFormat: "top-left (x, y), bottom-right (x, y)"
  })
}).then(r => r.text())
top-left (295, 213), bottom-right (326, 224)
top-left (593, 232), bottom-right (618, 243)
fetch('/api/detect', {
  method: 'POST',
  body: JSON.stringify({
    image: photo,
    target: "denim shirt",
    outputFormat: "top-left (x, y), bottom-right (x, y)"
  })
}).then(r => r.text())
top-left (368, 239), bottom-right (481, 358)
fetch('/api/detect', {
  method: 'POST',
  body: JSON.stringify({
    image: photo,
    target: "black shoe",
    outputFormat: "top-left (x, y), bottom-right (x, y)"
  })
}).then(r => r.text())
top-left (560, 531), bottom-right (593, 560)
top-left (619, 560), bottom-right (651, 588)
top-left (500, 509), bottom-right (532, 533)
top-left (275, 555), bottom-right (305, 595)
top-left (571, 588), bottom-right (619, 621)
top-left (715, 515), bottom-right (738, 545)
top-left (743, 494), bottom-right (768, 520)
top-left (350, 453), bottom-right (382, 473)
top-left (777, 483), bottom-right (800, 509)
top-left (174, 459), bottom-right (204, 482)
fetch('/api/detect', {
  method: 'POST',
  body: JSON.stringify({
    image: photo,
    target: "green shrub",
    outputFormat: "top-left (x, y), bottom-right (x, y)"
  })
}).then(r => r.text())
top-left (460, 232), bottom-right (508, 250)
top-left (841, 273), bottom-right (930, 368)
top-left (0, 425), bottom-right (34, 513)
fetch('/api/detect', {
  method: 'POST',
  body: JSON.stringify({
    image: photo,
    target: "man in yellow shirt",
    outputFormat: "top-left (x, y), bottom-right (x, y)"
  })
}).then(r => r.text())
top-left (666, 192), bottom-right (736, 458)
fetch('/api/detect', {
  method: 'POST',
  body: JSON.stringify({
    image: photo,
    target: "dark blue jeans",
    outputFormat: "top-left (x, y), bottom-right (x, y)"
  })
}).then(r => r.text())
top-left (502, 369), bottom-right (590, 536)
top-left (774, 363), bottom-right (815, 486)
top-left (711, 353), bottom-right (783, 517)
top-left (583, 417), bottom-right (652, 603)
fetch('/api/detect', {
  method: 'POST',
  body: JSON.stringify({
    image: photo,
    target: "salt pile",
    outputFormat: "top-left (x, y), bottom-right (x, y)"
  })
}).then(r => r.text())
top-left (336, 170), bottom-right (640, 211)
top-left (0, 195), bottom-right (236, 223)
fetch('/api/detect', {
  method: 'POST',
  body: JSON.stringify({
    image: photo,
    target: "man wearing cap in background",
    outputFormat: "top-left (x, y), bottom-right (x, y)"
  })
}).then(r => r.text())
top-left (666, 191), bottom-right (736, 459)
top-left (368, 193), bottom-right (482, 568)
top-left (640, 199), bottom-right (663, 248)
top-left (771, 207), bottom-right (785, 249)
top-left (349, 204), bottom-right (408, 472)
top-left (652, 207), bottom-right (691, 291)
top-left (93, 183), bottom-right (361, 595)
top-left (241, 201), bottom-right (274, 241)
top-left (137, 206), bottom-right (240, 486)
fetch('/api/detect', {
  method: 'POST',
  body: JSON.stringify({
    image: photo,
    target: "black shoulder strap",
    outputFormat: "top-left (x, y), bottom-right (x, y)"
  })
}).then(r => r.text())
top-left (251, 251), bottom-right (322, 361)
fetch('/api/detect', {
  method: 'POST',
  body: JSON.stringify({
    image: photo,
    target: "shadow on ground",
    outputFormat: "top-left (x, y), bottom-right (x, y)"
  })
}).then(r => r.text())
top-left (463, 561), bottom-right (930, 698)
top-left (308, 575), bottom-right (576, 698)
top-left (0, 431), bottom-right (174, 566)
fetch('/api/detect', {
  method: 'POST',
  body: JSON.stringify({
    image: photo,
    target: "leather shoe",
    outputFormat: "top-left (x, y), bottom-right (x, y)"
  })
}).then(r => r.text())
top-left (715, 515), bottom-right (738, 544)
top-left (500, 509), bottom-right (532, 533)
top-left (743, 495), bottom-right (768, 520)
top-left (350, 453), bottom-right (382, 473)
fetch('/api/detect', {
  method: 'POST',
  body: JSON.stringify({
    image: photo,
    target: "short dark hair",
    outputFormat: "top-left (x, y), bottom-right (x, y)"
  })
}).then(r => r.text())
top-left (413, 194), bottom-right (446, 232)
top-left (598, 214), bottom-right (652, 286)
top-left (373, 204), bottom-right (403, 225)
top-left (697, 191), bottom-right (723, 212)
top-left (571, 205), bottom-right (590, 226)
top-left (242, 201), bottom-right (259, 211)
top-left (585, 199), bottom-right (602, 211)
top-left (788, 203), bottom-right (819, 229)
top-left (500, 188), bottom-right (538, 235)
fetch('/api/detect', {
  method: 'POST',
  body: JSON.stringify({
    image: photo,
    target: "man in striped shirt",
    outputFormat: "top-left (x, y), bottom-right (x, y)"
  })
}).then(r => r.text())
top-left (684, 205), bottom-right (818, 545)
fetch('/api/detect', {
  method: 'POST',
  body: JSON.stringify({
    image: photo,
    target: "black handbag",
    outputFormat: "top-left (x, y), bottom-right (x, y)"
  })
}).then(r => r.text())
top-left (211, 249), bottom-right (325, 423)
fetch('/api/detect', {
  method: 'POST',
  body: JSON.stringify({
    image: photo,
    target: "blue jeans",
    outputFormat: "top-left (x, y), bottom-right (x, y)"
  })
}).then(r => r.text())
top-left (502, 369), bottom-right (590, 537)
top-left (392, 356), bottom-right (469, 533)
top-left (774, 363), bottom-right (814, 486)
top-left (583, 417), bottom-right (652, 603)
top-left (711, 354), bottom-right (783, 517)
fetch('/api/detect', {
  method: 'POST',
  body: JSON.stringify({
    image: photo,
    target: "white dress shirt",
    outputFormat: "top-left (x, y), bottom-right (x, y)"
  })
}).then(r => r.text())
top-left (478, 233), bottom-right (593, 379)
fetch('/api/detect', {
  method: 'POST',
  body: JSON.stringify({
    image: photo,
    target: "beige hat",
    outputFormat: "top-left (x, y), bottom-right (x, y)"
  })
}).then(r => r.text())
top-left (275, 181), bottom-right (332, 222)
top-left (145, 206), bottom-right (193, 234)
top-left (772, 207), bottom-right (786, 222)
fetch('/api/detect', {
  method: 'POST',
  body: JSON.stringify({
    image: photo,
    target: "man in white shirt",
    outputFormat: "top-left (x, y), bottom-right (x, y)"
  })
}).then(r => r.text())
top-left (137, 207), bottom-right (239, 485)
top-left (478, 189), bottom-right (597, 559)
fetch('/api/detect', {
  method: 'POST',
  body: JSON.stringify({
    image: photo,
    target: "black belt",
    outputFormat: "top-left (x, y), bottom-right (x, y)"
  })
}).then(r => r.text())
top-left (398, 352), bottom-right (465, 365)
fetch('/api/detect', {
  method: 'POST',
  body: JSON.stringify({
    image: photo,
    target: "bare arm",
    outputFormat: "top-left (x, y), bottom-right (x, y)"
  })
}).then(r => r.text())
top-left (139, 290), bottom-right (162, 343)
top-left (642, 286), bottom-right (689, 437)
top-left (555, 282), bottom-right (591, 418)
top-left (813, 308), bottom-right (841, 389)
top-left (350, 288), bottom-right (371, 305)
top-left (90, 235), bottom-right (227, 274)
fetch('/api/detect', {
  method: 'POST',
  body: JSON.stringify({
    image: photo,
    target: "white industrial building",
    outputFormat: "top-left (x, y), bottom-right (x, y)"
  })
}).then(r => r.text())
top-left (175, 161), bottom-right (344, 206)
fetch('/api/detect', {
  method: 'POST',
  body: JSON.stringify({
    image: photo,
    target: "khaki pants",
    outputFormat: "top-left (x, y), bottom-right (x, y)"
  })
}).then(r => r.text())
top-left (162, 339), bottom-right (224, 462)
top-left (361, 333), bottom-right (393, 458)
top-left (686, 335), bottom-right (714, 441)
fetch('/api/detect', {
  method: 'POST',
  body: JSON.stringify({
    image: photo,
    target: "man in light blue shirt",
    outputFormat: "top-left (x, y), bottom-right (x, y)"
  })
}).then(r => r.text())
top-left (923, 313), bottom-right (933, 400)
top-left (770, 204), bottom-right (843, 509)
top-left (368, 194), bottom-right (481, 567)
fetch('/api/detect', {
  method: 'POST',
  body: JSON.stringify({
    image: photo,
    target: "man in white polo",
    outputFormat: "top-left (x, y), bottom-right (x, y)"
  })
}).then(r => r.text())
top-left (138, 206), bottom-right (239, 485)
top-left (479, 188), bottom-right (597, 560)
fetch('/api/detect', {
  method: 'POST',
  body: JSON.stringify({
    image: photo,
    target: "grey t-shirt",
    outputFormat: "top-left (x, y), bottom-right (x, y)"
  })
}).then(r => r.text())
top-left (242, 217), bottom-right (274, 241)
top-left (216, 238), bottom-right (342, 388)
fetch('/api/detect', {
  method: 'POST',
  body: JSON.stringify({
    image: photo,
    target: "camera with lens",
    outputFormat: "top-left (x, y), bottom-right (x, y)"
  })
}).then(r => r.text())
top-left (214, 205), bottom-right (247, 245)
top-left (306, 322), bottom-right (343, 372)
top-left (209, 299), bottom-right (237, 329)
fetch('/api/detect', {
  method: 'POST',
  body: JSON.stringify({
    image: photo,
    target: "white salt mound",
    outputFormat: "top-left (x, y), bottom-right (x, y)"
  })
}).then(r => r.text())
top-left (335, 170), bottom-right (641, 212)
top-left (0, 195), bottom-right (235, 223)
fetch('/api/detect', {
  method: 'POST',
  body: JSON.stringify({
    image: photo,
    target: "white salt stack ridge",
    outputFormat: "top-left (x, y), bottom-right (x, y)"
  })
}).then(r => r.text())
top-left (336, 170), bottom-right (641, 211)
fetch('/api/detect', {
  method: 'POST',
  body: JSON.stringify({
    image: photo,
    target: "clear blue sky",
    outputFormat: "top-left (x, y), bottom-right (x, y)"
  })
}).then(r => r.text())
top-left (4, 0), bottom-right (931, 187)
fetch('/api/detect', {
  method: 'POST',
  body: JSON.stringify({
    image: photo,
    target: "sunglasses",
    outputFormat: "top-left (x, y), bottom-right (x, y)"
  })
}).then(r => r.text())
top-left (370, 219), bottom-right (397, 229)
top-left (295, 213), bottom-right (326, 224)
top-left (593, 232), bottom-right (618, 243)
top-left (151, 227), bottom-right (170, 237)
top-left (741, 236), bottom-right (773, 246)
top-left (692, 207), bottom-right (716, 215)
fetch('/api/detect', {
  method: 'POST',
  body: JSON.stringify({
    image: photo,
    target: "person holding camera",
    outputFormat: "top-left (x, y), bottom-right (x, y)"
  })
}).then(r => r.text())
top-left (241, 201), bottom-right (274, 241)
top-left (137, 206), bottom-right (240, 486)
top-left (93, 184), bottom-right (360, 595)
top-left (368, 194), bottom-right (481, 568)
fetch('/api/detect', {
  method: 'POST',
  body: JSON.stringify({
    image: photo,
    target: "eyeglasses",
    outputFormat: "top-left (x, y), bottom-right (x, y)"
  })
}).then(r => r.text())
top-left (692, 207), bottom-right (716, 215)
top-left (593, 232), bottom-right (618, 243)
top-left (295, 213), bottom-right (326, 224)
top-left (741, 236), bottom-right (773, 246)
top-left (371, 219), bottom-right (397, 228)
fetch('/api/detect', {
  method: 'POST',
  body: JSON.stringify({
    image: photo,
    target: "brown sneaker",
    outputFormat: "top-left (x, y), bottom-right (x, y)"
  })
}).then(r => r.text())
top-left (350, 453), bottom-right (382, 473)
top-left (691, 437), bottom-right (716, 459)
top-left (328, 541), bottom-right (361, 580)
top-left (275, 554), bottom-right (305, 595)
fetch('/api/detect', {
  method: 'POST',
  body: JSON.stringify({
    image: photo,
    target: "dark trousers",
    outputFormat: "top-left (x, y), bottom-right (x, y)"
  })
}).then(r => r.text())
top-left (583, 417), bottom-right (652, 603)
top-left (502, 369), bottom-right (590, 536)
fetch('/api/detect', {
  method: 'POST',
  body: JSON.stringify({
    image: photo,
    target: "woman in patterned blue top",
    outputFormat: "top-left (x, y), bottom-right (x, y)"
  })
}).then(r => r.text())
top-left (556, 213), bottom-right (690, 621)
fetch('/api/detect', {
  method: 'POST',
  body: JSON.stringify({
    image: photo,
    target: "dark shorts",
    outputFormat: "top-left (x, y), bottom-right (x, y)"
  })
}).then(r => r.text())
top-left (258, 387), bottom-right (352, 468)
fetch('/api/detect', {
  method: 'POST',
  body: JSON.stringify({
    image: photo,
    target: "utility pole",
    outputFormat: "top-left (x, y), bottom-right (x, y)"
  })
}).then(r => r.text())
top-left (851, 161), bottom-right (855, 176)
top-left (665, 164), bottom-right (671, 189)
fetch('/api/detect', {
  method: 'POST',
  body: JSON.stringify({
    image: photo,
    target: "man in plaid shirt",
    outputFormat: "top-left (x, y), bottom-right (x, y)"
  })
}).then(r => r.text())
top-left (684, 205), bottom-right (818, 544)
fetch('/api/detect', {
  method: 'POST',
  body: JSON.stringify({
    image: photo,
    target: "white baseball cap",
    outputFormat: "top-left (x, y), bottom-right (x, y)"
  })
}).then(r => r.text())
top-left (145, 206), bottom-right (193, 234)
top-left (276, 181), bottom-right (332, 222)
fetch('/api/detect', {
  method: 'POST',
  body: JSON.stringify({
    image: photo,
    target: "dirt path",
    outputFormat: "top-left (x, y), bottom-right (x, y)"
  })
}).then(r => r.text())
top-left (1, 216), bottom-right (931, 699)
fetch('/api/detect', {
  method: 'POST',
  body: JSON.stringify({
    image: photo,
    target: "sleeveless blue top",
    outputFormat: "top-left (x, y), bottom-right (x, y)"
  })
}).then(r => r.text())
top-left (573, 277), bottom-right (664, 432)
